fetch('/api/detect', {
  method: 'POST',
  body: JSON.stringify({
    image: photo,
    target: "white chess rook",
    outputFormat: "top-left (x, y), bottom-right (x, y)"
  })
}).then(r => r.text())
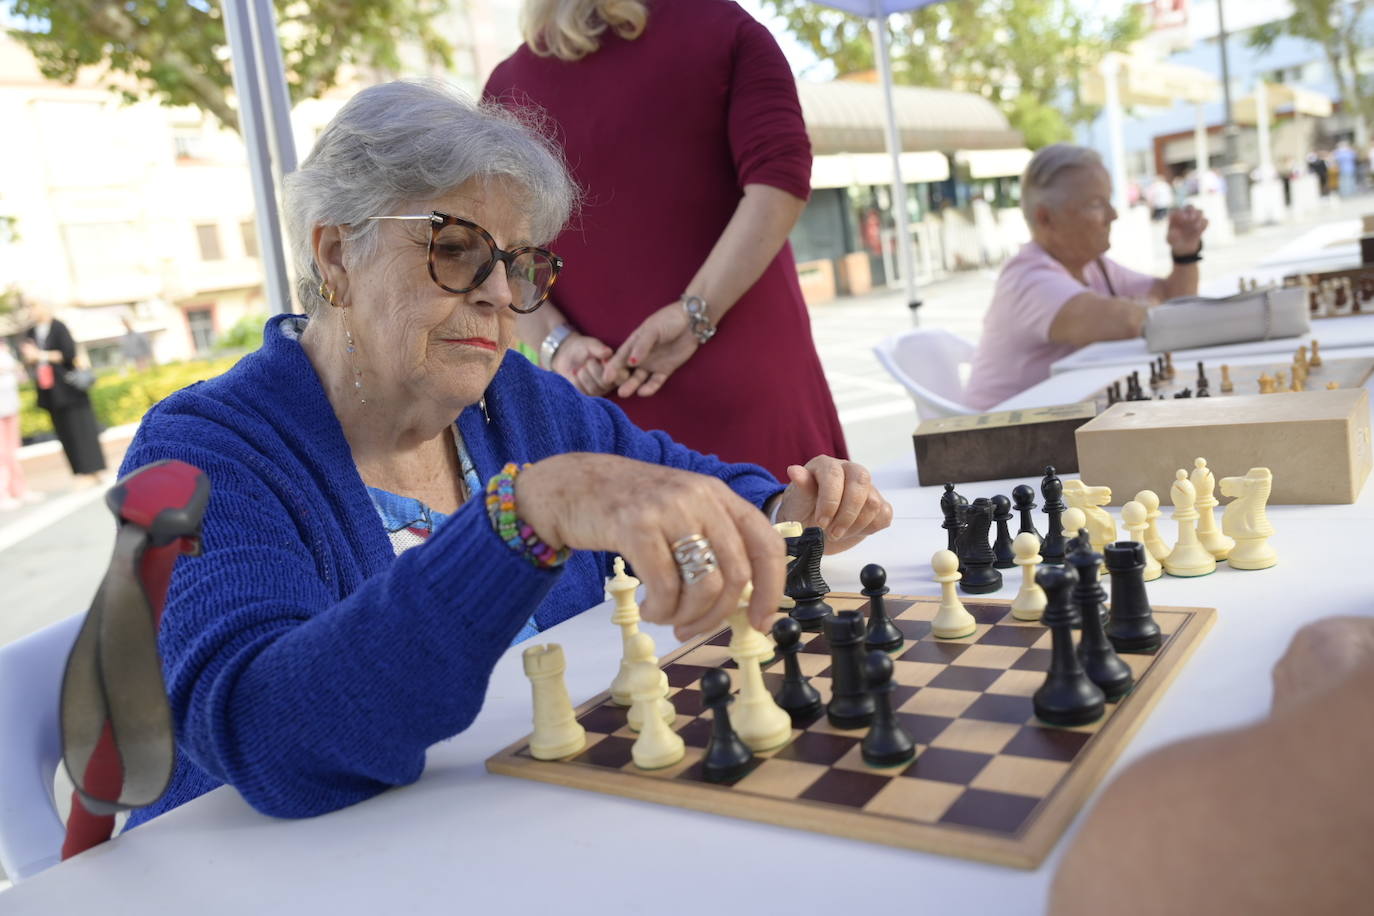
top-left (1164, 469), bottom-right (1216, 577)
top-left (523, 644), bottom-right (587, 761)
top-left (1010, 533), bottom-right (1046, 621)
top-left (1190, 457), bottom-right (1234, 560)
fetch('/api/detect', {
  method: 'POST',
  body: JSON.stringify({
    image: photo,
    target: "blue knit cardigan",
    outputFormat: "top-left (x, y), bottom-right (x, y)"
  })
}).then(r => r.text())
top-left (121, 315), bottom-right (783, 827)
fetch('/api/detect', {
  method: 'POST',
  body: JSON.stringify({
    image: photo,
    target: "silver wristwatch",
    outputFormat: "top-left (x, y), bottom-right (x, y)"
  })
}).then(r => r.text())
top-left (681, 295), bottom-right (716, 344)
top-left (539, 323), bottom-right (574, 369)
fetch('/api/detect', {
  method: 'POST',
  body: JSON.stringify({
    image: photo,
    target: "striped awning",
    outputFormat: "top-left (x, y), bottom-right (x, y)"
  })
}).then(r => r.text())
top-left (798, 79), bottom-right (1023, 156)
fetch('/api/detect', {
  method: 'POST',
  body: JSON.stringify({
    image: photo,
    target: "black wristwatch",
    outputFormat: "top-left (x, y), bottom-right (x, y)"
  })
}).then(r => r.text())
top-left (1172, 239), bottom-right (1203, 265)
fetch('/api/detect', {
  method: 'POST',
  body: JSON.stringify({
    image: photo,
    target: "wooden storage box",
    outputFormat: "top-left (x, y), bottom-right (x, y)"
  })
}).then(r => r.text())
top-left (913, 402), bottom-right (1095, 486)
top-left (1075, 388), bottom-right (1372, 505)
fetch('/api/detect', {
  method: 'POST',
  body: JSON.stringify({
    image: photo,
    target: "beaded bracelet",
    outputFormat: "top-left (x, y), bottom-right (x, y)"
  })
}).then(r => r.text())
top-left (484, 462), bottom-right (570, 569)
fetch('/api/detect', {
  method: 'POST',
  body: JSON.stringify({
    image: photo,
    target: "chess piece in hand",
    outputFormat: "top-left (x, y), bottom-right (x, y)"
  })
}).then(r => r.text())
top-left (774, 456), bottom-right (893, 554)
top-left (1271, 616), bottom-right (1374, 716)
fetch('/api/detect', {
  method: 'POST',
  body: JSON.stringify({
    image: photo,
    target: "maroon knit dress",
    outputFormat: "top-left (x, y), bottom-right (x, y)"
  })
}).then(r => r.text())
top-left (483, 0), bottom-right (846, 480)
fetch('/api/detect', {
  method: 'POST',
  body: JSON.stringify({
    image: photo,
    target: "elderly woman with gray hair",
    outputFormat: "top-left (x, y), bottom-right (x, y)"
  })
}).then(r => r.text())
top-left (115, 80), bottom-right (890, 827)
top-left (964, 144), bottom-right (1207, 409)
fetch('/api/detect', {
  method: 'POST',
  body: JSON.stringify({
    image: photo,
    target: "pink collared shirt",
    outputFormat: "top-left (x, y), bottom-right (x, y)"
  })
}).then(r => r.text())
top-left (963, 242), bottom-right (1157, 410)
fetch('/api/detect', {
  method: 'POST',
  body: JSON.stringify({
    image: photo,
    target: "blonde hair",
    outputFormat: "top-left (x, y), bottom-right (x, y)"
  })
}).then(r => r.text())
top-left (522, 0), bottom-right (648, 62)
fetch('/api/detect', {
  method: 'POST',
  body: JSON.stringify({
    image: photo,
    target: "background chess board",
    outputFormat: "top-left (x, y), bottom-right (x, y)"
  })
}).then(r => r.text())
top-left (1094, 355), bottom-right (1374, 410)
top-left (487, 594), bottom-right (1215, 868)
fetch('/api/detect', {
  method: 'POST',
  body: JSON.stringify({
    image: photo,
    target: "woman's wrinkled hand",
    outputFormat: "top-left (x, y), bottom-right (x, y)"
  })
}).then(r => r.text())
top-left (550, 332), bottom-right (627, 397)
top-left (775, 456), bottom-right (892, 554)
top-left (602, 302), bottom-right (699, 398)
top-left (516, 453), bottom-right (786, 640)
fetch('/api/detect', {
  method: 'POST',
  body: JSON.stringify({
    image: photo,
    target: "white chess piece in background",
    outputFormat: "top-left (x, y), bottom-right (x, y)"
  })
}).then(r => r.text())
top-left (932, 549), bottom-right (977, 638)
top-left (1134, 489), bottom-right (1170, 561)
top-left (1010, 533), bottom-right (1046, 621)
top-left (1164, 469), bottom-right (1216, 577)
top-left (1190, 457), bottom-right (1234, 560)
top-left (524, 644), bottom-right (587, 761)
top-left (1121, 500), bottom-right (1163, 581)
top-left (1221, 467), bottom-right (1278, 570)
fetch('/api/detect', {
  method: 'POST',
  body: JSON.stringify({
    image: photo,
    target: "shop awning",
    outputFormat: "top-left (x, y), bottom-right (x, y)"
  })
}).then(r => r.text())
top-left (1080, 54), bottom-right (1219, 108)
top-left (1235, 82), bottom-right (1333, 125)
top-left (955, 148), bottom-right (1033, 179)
top-left (811, 151), bottom-right (949, 188)
top-left (798, 79), bottom-right (1023, 156)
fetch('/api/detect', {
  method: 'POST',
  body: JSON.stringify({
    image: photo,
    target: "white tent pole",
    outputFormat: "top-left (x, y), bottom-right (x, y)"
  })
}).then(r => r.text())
top-left (1256, 80), bottom-right (1274, 176)
top-left (870, 0), bottom-right (922, 323)
top-left (223, 0), bottom-right (293, 316)
top-left (248, 0), bottom-right (298, 177)
top-left (1101, 52), bottom-right (1129, 213)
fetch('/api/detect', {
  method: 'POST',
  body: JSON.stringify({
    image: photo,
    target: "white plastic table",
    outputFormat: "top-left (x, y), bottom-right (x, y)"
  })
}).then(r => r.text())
top-left (5, 460), bottom-right (1371, 915)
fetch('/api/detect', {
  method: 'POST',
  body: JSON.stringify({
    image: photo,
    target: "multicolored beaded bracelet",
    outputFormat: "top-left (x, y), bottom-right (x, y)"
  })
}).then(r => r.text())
top-left (484, 462), bottom-right (570, 569)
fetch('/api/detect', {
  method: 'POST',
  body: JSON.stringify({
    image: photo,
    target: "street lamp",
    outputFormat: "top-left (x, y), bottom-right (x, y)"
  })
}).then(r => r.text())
top-left (1215, 0), bottom-right (1251, 233)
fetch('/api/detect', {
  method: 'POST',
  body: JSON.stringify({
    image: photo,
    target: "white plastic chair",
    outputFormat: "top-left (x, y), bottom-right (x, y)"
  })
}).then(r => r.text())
top-left (0, 614), bottom-right (82, 882)
top-left (872, 328), bottom-right (979, 420)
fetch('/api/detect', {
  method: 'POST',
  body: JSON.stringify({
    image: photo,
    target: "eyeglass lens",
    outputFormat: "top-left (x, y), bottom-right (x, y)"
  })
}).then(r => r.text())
top-left (432, 223), bottom-right (556, 311)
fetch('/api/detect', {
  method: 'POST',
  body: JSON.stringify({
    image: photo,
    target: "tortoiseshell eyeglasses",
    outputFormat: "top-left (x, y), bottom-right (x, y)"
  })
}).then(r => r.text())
top-left (366, 211), bottom-right (563, 313)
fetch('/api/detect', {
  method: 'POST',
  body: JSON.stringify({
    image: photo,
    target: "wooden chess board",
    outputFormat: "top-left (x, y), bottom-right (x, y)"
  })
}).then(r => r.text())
top-left (486, 594), bottom-right (1215, 869)
top-left (1094, 355), bottom-right (1374, 410)
top-left (1279, 265), bottom-right (1374, 318)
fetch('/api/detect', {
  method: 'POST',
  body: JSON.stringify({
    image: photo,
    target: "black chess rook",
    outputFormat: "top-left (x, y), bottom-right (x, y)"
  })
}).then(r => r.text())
top-left (958, 498), bottom-right (1003, 594)
top-left (1104, 542), bottom-right (1163, 653)
top-left (824, 611), bottom-right (875, 730)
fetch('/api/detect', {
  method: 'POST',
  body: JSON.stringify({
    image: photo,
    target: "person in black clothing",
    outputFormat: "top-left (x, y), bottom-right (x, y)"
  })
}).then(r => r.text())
top-left (20, 301), bottom-right (107, 486)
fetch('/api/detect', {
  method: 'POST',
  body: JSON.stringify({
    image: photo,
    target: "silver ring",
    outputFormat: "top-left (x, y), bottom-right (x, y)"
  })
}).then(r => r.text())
top-left (671, 534), bottom-right (718, 585)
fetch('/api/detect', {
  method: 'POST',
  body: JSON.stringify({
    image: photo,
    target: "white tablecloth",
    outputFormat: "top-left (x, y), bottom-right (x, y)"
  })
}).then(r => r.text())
top-left (6, 458), bottom-right (1371, 915)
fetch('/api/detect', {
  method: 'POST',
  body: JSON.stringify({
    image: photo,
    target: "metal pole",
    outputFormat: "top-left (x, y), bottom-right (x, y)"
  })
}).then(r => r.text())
top-left (1216, 0), bottom-right (1251, 233)
top-left (223, 0), bottom-right (294, 315)
top-left (248, 0), bottom-right (298, 176)
top-left (1101, 54), bottom-right (1129, 215)
top-left (871, 0), bottom-right (922, 323)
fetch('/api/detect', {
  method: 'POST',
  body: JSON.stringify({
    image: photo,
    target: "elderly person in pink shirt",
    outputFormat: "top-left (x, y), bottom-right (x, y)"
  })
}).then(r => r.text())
top-left (964, 144), bottom-right (1207, 410)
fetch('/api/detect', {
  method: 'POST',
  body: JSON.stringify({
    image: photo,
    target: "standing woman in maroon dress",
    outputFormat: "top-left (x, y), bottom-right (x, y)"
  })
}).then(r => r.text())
top-left (484, 0), bottom-right (847, 481)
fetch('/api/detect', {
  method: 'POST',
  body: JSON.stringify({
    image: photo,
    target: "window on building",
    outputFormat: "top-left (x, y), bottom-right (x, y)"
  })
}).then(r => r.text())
top-left (196, 223), bottom-right (223, 261)
top-left (241, 220), bottom-right (258, 259)
top-left (85, 343), bottom-right (121, 369)
top-left (186, 306), bottom-right (215, 353)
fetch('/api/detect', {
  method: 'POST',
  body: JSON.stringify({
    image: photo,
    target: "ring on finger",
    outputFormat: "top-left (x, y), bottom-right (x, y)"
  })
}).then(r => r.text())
top-left (671, 533), bottom-right (718, 586)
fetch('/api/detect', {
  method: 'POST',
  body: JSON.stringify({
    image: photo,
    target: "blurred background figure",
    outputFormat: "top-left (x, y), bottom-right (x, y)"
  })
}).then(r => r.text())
top-left (483, 0), bottom-right (846, 480)
top-left (19, 302), bottom-right (107, 488)
top-left (0, 339), bottom-right (34, 510)
top-left (119, 314), bottom-right (154, 371)
top-left (1307, 151), bottom-right (1329, 198)
top-left (1146, 174), bottom-right (1174, 221)
top-left (1334, 141), bottom-right (1357, 198)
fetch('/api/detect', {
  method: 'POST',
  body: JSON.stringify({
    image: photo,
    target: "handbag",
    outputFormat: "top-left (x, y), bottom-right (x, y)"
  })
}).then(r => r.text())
top-left (1142, 286), bottom-right (1309, 354)
top-left (65, 367), bottom-right (96, 391)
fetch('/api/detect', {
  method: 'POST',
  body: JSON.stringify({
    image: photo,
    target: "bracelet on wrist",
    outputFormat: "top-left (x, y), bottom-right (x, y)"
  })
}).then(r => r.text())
top-left (484, 462), bottom-right (570, 569)
top-left (539, 324), bottom-right (574, 370)
top-left (1171, 239), bottom-right (1203, 265)
top-left (680, 295), bottom-right (717, 344)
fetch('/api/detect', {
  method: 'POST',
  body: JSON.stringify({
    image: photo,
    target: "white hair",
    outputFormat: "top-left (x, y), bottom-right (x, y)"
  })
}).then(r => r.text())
top-left (1019, 144), bottom-right (1105, 224)
top-left (284, 79), bottom-right (576, 315)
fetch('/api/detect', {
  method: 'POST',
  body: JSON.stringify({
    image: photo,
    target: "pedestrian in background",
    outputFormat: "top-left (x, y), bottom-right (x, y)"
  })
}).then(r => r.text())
top-left (20, 302), bottom-right (107, 488)
top-left (0, 340), bottom-right (35, 510)
top-left (483, 0), bottom-right (846, 480)
top-left (119, 314), bottom-right (154, 370)
top-left (1334, 141), bottom-right (1357, 198)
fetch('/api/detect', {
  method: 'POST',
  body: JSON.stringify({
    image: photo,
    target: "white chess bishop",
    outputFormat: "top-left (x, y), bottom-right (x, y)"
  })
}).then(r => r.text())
top-left (1190, 457), bottom-right (1234, 560)
top-left (1164, 469), bottom-right (1216, 577)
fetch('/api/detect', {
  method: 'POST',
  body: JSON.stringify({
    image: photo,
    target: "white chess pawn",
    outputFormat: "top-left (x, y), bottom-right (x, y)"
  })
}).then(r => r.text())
top-left (1190, 457), bottom-right (1234, 560)
top-left (1164, 469), bottom-right (1216, 577)
top-left (1121, 500), bottom-right (1162, 581)
top-left (523, 644), bottom-right (587, 761)
top-left (727, 584), bottom-right (773, 665)
top-left (931, 549), bottom-right (976, 639)
top-left (727, 588), bottom-right (792, 752)
top-left (629, 646), bottom-right (685, 770)
top-left (623, 634), bottom-right (676, 736)
top-left (607, 557), bottom-right (668, 707)
top-left (1010, 533), bottom-right (1046, 621)
top-left (1134, 489), bottom-right (1169, 561)
top-left (1061, 506), bottom-right (1087, 545)
top-left (1221, 467), bottom-right (1278, 570)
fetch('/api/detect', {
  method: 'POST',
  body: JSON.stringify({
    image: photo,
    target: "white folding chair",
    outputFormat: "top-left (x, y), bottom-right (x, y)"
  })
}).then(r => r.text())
top-left (0, 614), bottom-right (82, 882)
top-left (872, 328), bottom-right (979, 420)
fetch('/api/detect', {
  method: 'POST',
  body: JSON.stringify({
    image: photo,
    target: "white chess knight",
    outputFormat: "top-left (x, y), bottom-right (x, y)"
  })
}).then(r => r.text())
top-left (1189, 457), bottom-right (1234, 560)
top-left (727, 585), bottom-right (792, 751)
top-left (1060, 479), bottom-right (1117, 551)
top-left (1134, 489), bottom-right (1170, 562)
top-left (607, 557), bottom-right (668, 707)
top-left (523, 644), bottom-right (586, 761)
top-left (1220, 467), bottom-right (1278, 570)
top-left (931, 549), bottom-right (976, 638)
top-left (1121, 500), bottom-right (1163, 581)
top-left (1164, 469), bottom-right (1217, 577)
top-left (628, 636), bottom-right (685, 769)
top-left (1010, 533), bottom-right (1046, 621)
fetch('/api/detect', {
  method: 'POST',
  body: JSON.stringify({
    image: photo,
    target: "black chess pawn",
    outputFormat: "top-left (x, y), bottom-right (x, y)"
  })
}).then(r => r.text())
top-left (860, 650), bottom-right (916, 768)
top-left (1172, 387), bottom-right (1192, 399)
top-left (1065, 525), bottom-right (1091, 559)
top-left (783, 526), bottom-right (831, 631)
top-left (771, 617), bottom-right (823, 723)
top-left (958, 498), bottom-right (1003, 594)
top-left (940, 483), bottom-right (964, 566)
top-left (1196, 360), bottom-right (1208, 391)
top-left (1106, 384), bottom-right (1118, 406)
top-left (1148, 362), bottom-right (1159, 389)
top-left (699, 668), bottom-right (755, 783)
top-left (991, 494), bottom-right (1016, 569)
top-left (1040, 466), bottom-right (1067, 566)
top-left (1011, 484), bottom-right (1042, 541)
top-left (1104, 542), bottom-right (1163, 653)
top-left (1067, 543), bottom-right (1134, 702)
top-left (860, 564), bottom-right (903, 653)
top-left (824, 611), bottom-right (875, 730)
top-left (1033, 564), bottom-right (1104, 727)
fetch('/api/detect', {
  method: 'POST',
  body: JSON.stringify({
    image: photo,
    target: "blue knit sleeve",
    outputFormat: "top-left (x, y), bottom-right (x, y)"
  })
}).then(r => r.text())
top-left (120, 414), bottom-right (560, 821)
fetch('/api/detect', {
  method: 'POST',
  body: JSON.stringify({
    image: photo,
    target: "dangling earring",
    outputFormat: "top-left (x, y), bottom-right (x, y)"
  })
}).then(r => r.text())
top-left (338, 302), bottom-right (366, 406)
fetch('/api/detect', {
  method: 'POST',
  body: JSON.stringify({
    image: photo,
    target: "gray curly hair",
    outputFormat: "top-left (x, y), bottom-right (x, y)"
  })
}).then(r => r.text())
top-left (284, 79), bottom-right (576, 315)
top-left (1019, 143), bottom-right (1105, 224)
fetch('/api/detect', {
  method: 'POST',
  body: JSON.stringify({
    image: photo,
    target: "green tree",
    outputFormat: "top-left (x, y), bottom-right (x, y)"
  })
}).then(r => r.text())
top-left (1248, 0), bottom-right (1371, 145)
top-left (5, 0), bottom-right (454, 131)
top-left (763, 0), bottom-right (1144, 149)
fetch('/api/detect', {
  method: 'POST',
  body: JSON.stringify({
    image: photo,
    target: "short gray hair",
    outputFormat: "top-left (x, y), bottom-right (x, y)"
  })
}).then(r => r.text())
top-left (1020, 143), bottom-right (1104, 223)
top-left (284, 79), bottom-right (576, 315)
